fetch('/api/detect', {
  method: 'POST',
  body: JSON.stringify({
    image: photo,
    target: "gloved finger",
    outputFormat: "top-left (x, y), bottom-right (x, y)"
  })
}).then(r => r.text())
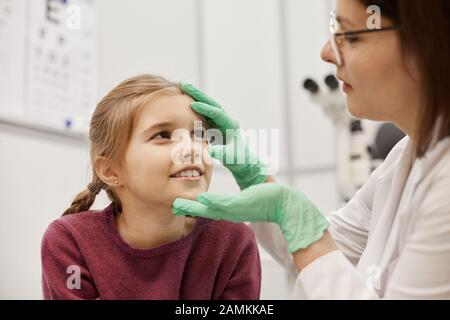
top-left (207, 145), bottom-right (226, 162)
top-left (172, 198), bottom-right (208, 214)
top-left (208, 144), bottom-right (247, 168)
top-left (172, 198), bottom-right (224, 220)
top-left (172, 198), bottom-right (244, 222)
top-left (191, 102), bottom-right (231, 128)
top-left (196, 192), bottom-right (251, 214)
top-left (181, 83), bottom-right (222, 108)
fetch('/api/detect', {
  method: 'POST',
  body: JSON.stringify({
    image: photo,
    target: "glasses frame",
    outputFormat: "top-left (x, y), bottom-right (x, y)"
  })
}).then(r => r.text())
top-left (329, 11), bottom-right (400, 66)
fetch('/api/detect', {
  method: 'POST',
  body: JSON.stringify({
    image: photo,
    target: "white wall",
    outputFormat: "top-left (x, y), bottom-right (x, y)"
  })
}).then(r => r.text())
top-left (0, 0), bottom-right (335, 299)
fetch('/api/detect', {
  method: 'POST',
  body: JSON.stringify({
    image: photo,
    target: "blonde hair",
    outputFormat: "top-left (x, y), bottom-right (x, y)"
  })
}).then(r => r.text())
top-left (62, 74), bottom-right (182, 216)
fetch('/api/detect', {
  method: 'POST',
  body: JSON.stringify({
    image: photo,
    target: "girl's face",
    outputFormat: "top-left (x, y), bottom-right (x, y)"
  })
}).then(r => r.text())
top-left (321, 0), bottom-right (421, 135)
top-left (117, 92), bottom-right (213, 209)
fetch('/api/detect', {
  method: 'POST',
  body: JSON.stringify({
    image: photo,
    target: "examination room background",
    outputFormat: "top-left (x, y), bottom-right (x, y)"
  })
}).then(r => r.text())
top-left (0, 0), bottom-right (338, 299)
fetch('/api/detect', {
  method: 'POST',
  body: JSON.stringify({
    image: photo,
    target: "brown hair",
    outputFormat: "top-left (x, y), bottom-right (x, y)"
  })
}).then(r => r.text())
top-left (359, 0), bottom-right (450, 157)
top-left (62, 74), bottom-right (182, 216)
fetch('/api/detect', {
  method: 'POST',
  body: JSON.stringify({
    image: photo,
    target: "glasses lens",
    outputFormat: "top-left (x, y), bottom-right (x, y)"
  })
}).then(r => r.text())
top-left (329, 11), bottom-right (338, 33)
top-left (329, 11), bottom-right (342, 65)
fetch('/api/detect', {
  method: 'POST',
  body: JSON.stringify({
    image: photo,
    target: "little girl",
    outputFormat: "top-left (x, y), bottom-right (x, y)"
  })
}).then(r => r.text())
top-left (41, 74), bottom-right (261, 300)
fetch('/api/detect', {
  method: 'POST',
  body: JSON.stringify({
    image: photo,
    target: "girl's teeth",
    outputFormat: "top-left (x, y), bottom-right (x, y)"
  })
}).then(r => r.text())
top-left (174, 169), bottom-right (200, 178)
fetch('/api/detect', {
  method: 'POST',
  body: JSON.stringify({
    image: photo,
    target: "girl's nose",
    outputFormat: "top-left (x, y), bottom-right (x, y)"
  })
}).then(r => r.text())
top-left (177, 136), bottom-right (202, 165)
top-left (321, 40), bottom-right (338, 65)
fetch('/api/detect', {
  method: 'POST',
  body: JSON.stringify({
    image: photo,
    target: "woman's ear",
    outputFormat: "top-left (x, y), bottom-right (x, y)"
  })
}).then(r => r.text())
top-left (94, 156), bottom-right (122, 189)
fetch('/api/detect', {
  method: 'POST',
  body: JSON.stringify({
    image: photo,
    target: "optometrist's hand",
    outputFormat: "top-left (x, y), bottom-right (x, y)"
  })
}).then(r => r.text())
top-left (172, 183), bottom-right (330, 253)
top-left (181, 83), bottom-right (269, 190)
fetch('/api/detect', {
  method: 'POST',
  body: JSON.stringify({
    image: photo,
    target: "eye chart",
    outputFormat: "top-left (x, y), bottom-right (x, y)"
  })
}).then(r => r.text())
top-left (0, 0), bottom-right (97, 138)
top-left (0, 0), bottom-right (27, 120)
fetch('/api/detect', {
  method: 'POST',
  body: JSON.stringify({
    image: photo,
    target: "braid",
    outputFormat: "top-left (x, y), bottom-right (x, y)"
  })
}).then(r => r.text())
top-left (62, 179), bottom-right (105, 216)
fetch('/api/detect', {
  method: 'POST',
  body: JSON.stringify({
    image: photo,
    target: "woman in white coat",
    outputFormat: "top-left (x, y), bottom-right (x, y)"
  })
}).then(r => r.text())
top-left (172, 0), bottom-right (450, 299)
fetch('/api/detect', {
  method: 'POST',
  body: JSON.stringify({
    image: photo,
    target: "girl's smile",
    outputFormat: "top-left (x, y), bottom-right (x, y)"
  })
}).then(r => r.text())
top-left (170, 165), bottom-right (205, 181)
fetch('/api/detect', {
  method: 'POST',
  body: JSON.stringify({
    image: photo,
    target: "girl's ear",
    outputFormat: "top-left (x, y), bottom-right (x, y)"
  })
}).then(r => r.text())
top-left (94, 156), bottom-right (122, 188)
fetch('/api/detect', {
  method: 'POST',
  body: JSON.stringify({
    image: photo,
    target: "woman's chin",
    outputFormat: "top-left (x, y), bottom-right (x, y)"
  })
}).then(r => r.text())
top-left (346, 100), bottom-right (365, 120)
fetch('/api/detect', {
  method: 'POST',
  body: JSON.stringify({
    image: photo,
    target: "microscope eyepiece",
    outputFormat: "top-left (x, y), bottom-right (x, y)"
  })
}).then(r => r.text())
top-left (351, 120), bottom-right (363, 132)
top-left (303, 78), bottom-right (319, 94)
top-left (325, 74), bottom-right (339, 90)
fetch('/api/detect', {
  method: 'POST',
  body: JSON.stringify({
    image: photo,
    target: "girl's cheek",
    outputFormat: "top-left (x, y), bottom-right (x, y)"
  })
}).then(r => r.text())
top-left (144, 145), bottom-right (173, 167)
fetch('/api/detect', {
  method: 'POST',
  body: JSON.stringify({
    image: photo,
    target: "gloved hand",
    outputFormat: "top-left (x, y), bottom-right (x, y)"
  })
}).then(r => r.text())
top-left (181, 83), bottom-right (269, 190)
top-left (172, 183), bottom-right (330, 253)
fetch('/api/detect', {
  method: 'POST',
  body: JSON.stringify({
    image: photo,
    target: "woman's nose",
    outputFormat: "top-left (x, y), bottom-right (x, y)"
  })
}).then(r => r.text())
top-left (321, 40), bottom-right (338, 65)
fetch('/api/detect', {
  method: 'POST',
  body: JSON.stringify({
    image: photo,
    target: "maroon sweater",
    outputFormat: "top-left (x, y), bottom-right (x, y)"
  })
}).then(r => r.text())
top-left (41, 203), bottom-right (261, 300)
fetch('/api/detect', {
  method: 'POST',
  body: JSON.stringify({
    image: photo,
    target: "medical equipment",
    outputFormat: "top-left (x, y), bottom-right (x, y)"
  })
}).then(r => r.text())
top-left (0, 0), bottom-right (97, 139)
top-left (303, 75), bottom-right (404, 202)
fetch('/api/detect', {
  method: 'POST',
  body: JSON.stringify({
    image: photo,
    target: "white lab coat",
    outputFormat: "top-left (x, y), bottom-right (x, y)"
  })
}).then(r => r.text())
top-left (252, 134), bottom-right (450, 299)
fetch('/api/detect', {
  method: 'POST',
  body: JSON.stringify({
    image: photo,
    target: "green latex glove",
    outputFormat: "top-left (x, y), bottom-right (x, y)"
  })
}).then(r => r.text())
top-left (181, 83), bottom-right (269, 190)
top-left (172, 183), bottom-right (330, 253)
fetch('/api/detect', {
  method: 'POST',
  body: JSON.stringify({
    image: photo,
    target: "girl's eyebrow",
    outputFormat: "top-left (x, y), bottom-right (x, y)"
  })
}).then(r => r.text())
top-left (140, 122), bottom-right (172, 137)
top-left (140, 119), bottom-right (206, 137)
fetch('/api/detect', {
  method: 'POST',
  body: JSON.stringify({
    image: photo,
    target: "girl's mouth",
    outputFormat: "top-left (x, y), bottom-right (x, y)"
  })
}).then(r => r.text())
top-left (171, 176), bottom-right (202, 182)
top-left (170, 167), bottom-right (204, 181)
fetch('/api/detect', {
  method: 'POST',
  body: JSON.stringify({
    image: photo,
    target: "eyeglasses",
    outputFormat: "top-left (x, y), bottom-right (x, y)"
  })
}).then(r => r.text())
top-left (329, 11), bottom-right (400, 66)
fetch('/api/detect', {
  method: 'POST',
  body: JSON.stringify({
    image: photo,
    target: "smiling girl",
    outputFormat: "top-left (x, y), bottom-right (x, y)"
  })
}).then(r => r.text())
top-left (40, 74), bottom-right (261, 300)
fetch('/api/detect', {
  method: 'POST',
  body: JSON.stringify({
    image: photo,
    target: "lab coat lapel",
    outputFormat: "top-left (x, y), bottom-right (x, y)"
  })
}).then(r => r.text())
top-left (357, 139), bottom-right (415, 279)
top-left (376, 150), bottom-right (420, 281)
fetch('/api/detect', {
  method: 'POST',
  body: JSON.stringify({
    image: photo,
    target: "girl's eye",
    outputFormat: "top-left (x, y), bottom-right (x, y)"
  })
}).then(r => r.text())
top-left (151, 130), bottom-right (171, 140)
top-left (192, 129), bottom-right (207, 141)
